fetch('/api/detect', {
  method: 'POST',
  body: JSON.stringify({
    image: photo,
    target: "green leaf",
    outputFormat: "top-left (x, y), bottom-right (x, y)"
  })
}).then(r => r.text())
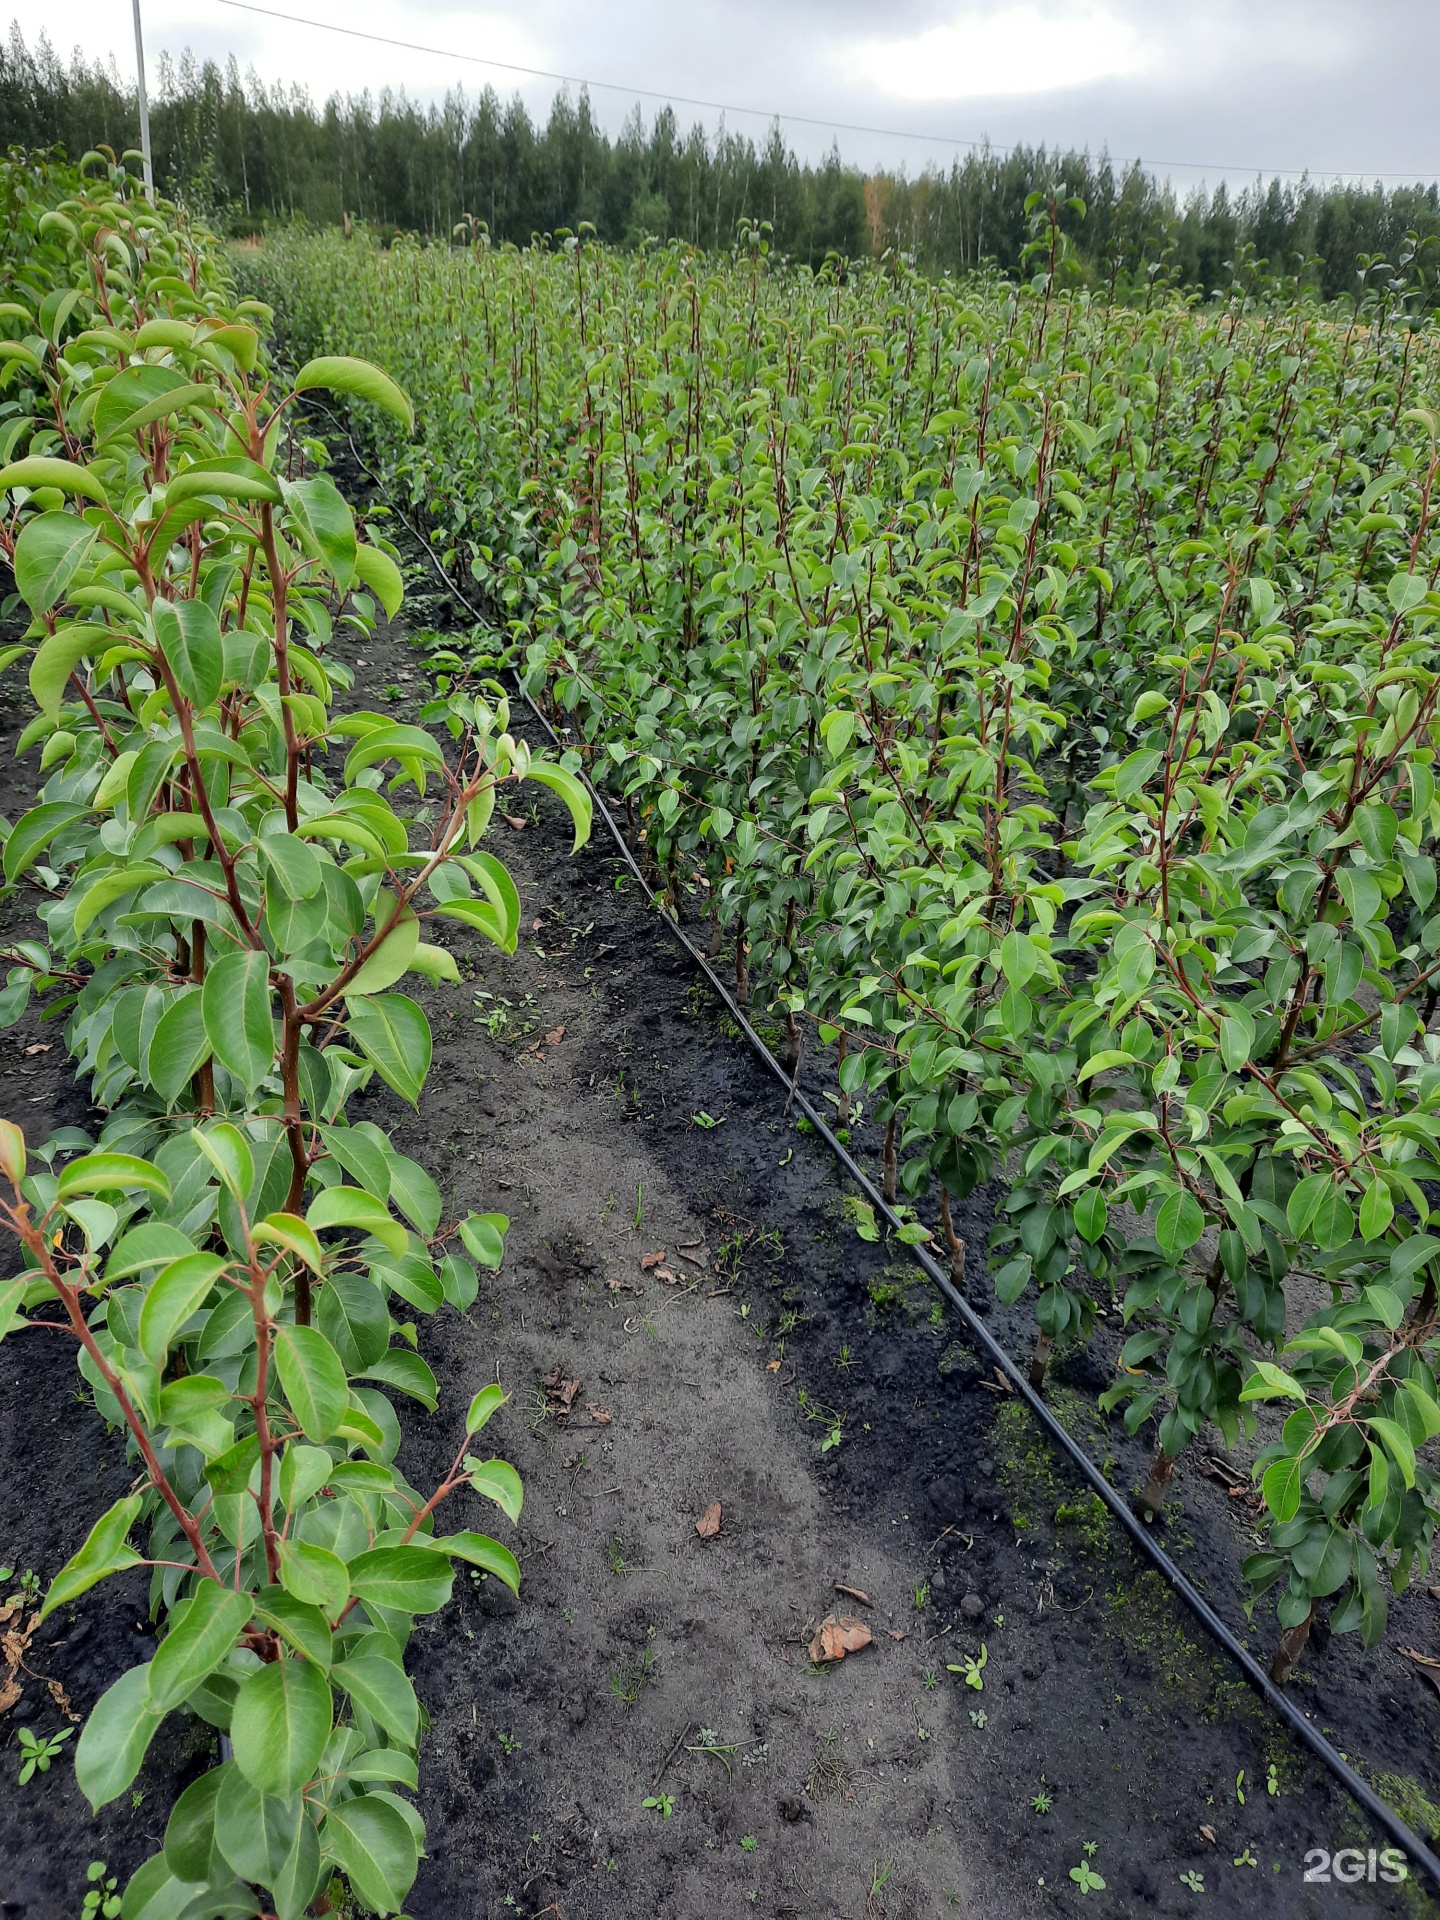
top-left (283, 474), bottom-right (358, 591)
top-left (332, 1652), bottom-right (418, 1745)
top-left (252, 1210), bottom-right (326, 1273)
top-left (230, 1654), bottom-right (333, 1795)
top-left (353, 541), bottom-right (404, 619)
top-left (165, 455), bottom-right (281, 507)
top-left (29, 620), bottom-right (100, 715)
top-left (252, 1588), bottom-right (333, 1669)
top-left (1260, 1456), bottom-right (1303, 1523)
top-left (259, 831), bottom-right (323, 902)
top-left (1073, 1187), bottom-right (1107, 1244)
top-left (1239, 1360), bottom-right (1307, 1403)
top-left (1359, 1179), bottom-right (1395, 1243)
top-left (214, 1764), bottom-right (303, 1886)
top-left (1368, 1416), bottom-right (1417, 1489)
top-left (463, 1456), bottom-right (524, 1524)
top-left (203, 950), bottom-right (275, 1094)
top-left (152, 598), bottom-right (223, 709)
top-left (305, 1184), bottom-right (405, 1255)
top-left (40, 1493), bottom-right (143, 1620)
top-left (18, 508), bottom-right (97, 614)
top-left (147, 1581), bottom-right (256, 1712)
top-left (57, 1152), bottom-right (170, 1202)
top-left (146, 987), bottom-right (212, 1106)
top-left (273, 1323), bottom-right (349, 1441)
top-left (75, 1664), bottom-right (164, 1808)
top-left (526, 760), bottom-right (592, 852)
top-left (345, 992), bottom-right (431, 1106)
top-left (1218, 1008), bottom-right (1254, 1072)
top-left (0, 455), bottom-right (108, 503)
top-left (342, 722), bottom-right (444, 784)
top-left (137, 1253), bottom-right (228, 1364)
top-left (3, 799), bottom-right (89, 883)
top-left (346, 1545), bottom-right (454, 1614)
top-left (1154, 1189), bottom-right (1205, 1260)
top-left (321, 1794), bottom-right (419, 1915)
top-left (277, 1539), bottom-right (350, 1616)
top-left (420, 1531), bottom-right (521, 1596)
top-left (386, 1153), bottom-right (440, 1237)
top-left (458, 1211), bottom-right (507, 1268)
top-left (163, 1766), bottom-right (225, 1882)
top-left (465, 1383), bottom-right (506, 1435)
top-left (293, 356), bottom-right (414, 432)
top-left (346, 908), bottom-right (420, 995)
top-left (358, 1347), bottom-right (438, 1409)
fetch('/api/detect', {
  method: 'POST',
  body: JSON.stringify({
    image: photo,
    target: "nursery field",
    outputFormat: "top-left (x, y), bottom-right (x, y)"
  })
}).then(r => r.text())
top-left (3, 145), bottom-right (1440, 1920)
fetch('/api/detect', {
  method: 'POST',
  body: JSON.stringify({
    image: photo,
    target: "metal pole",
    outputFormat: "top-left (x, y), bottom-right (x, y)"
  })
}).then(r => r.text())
top-left (131, 0), bottom-right (154, 197)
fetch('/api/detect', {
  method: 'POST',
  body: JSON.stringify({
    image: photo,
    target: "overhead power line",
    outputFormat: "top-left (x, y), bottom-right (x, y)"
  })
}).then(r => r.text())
top-left (213, 0), bottom-right (1435, 188)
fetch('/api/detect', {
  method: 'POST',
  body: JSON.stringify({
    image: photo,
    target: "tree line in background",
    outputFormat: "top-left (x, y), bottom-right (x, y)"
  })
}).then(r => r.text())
top-left (5, 23), bottom-right (1440, 297)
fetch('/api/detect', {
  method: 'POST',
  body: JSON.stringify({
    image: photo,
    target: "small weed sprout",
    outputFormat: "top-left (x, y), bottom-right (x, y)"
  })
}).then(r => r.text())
top-left (642, 1792), bottom-right (675, 1818)
top-left (1179, 1869), bottom-right (1205, 1892)
top-left (81, 1863), bottom-right (120, 1920)
top-left (1031, 1782), bottom-right (1053, 1813)
top-left (17, 1726), bottom-right (71, 1783)
top-left (948, 1645), bottom-right (987, 1690)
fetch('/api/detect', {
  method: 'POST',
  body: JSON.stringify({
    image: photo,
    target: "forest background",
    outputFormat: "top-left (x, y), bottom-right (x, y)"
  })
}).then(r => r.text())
top-left (5, 22), bottom-right (1440, 295)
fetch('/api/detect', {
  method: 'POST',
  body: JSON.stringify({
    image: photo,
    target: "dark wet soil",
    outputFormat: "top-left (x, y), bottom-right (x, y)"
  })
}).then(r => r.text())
top-left (2, 527), bottom-right (1439, 1919)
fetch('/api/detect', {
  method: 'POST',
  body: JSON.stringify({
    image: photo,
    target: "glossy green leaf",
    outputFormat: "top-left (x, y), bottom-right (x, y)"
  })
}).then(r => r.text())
top-left (230, 1654), bottom-right (333, 1795)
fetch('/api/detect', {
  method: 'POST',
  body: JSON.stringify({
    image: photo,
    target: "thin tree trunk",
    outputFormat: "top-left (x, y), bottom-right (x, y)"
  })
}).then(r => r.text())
top-left (1029, 1329), bottom-right (1052, 1392)
top-left (882, 1113), bottom-right (897, 1205)
top-left (1270, 1602), bottom-right (1316, 1685)
top-left (1136, 1445), bottom-right (1176, 1522)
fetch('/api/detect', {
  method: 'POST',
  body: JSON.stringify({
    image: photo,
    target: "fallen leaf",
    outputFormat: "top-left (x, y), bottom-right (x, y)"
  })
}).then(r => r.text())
top-left (532, 918), bottom-right (543, 931)
top-left (766, 1359), bottom-right (781, 1373)
top-left (48, 1678), bottom-right (80, 1723)
top-left (674, 1247), bottom-right (709, 1270)
top-left (23, 1044), bottom-right (49, 1056)
top-left (695, 1503), bottom-right (722, 1539)
top-left (834, 1583), bottom-right (871, 1607)
top-left (0, 1677), bottom-right (19, 1716)
top-left (586, 1403), bottom-right (613, 1424)
top-left (808, 1614), bottom-right (873, 1663)
top-left (545, 1025), bottom-right (566, 1047)
top-left (504, 814), bottom-right (527, 830)
top-left (641, 1251), bottom-right (667, 1271)
top-left (1200, 1826), bottom-right (1217, 1845)
top-left (542, 1367), bottom-right (581, 1413)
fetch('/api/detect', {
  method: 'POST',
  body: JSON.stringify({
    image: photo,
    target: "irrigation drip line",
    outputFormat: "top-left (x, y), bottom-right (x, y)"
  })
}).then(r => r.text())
top-left (324, 405), bottom-right (1440, 1891)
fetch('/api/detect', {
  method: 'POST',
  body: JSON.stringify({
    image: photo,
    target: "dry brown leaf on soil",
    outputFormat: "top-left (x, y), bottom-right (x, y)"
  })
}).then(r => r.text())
top-left (641, 1251), bottom-right (667, 1270)
top-left (23, 1044), bottom-right (49, 1056)
top-left (586, 1404), bottom-right (613, 1424)
top-left (695, 1503), bottom-right (722, 1539)
top-left (655, 1266), bottom-right (685, 1286)
top-left (675, 1247), bottom-right (709, 1269)
top-left (542, 1367), bottom-right (581, 1413)
top-left (47, 1678), bottom-right (80, 1723)
top-left (1398, 1647), bottom-right (1440, 1698)
top-left (0, 1676), bottom-right (19, 1716)
top-left (545, 1025), bottom-right (565, 1048)
top-left (834, 1584), bottom-right (871, 1607)
top-left (503, 815), bottom-right (527, 830)
top-left (808, 1614), bottom-right (873, 1663)
top-left (766, 1359), bottom-right (782, 1373)
top-left (1200, 1826), bottom-right (1217, 1845)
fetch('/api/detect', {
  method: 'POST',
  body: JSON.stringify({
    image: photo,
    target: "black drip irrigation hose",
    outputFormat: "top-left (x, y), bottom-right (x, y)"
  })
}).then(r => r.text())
top-left (328, 409), bottom-right (1440, 1891)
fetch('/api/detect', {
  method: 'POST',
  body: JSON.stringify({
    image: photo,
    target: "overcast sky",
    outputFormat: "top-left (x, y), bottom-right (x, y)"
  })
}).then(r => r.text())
top-left (18, 0), bottom-right (1440, 191)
